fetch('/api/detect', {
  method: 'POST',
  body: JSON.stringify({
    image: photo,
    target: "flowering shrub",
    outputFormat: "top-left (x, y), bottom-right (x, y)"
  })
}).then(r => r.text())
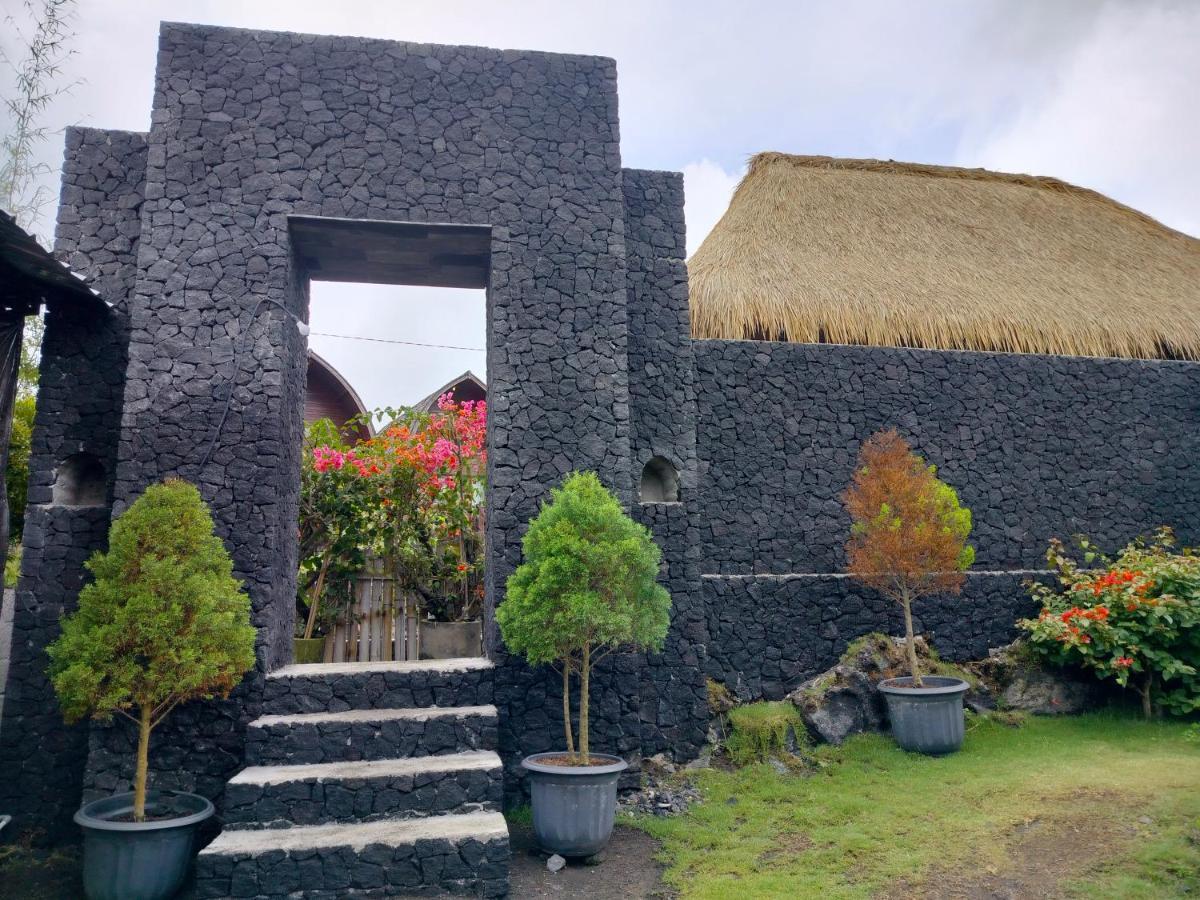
top-left (298, 393), bottom-right (487, 633)
top-left (1019, 529), bottom-right (1200, 718)
top-left (358, 393), bottom-right (486, 621)
top-left (298, 419), bottom-right (372, 638)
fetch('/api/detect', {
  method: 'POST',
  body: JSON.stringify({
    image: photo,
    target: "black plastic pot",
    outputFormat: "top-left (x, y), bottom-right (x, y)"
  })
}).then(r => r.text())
top-left (878, 676), bottom-right (969, 755)
top-left (522, 752), bottom-right (628, 858)
top-left (75, 789), bottom-right (214, 900)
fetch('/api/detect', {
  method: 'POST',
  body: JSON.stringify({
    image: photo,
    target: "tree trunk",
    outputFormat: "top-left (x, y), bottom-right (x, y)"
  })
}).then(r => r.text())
top-left (303, 550), bottom-right (333, 640)
top-left (579, 641), bottom-right (591, 765)
top-left (133, 705), bottom-right (152, 822)
top-left (562, 658), bottom-right (575, 757)
top-left (1140, 675), bottom-right (1153, 720)
top-left (901, 589), bottom-right (922, 687)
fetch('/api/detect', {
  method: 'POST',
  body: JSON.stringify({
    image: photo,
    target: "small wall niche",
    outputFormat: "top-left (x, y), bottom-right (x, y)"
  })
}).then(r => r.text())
top-left (640, 456), bottom-right (680, 504)
top-left (52, 453), bottom-right (107, 507)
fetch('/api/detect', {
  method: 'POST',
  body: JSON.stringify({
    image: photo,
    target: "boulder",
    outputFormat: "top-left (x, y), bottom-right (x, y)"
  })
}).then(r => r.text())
top-left (965, 640), bottom-right (1102, 715)
top-left (788, 633), bottom-right (990, 745)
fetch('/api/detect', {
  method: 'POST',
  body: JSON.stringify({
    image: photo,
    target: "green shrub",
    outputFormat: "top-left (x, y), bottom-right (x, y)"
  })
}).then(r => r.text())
top-left (4, 541), bottom-right (20, 588)
top-left (497, 471), bottom-right (670, 764)
top-left (1020, 529), bottom-right (1200, 719)
top-left (47, 479), bottom-right (256, 820)
top-left (725, 701), bottom-right (807, 766)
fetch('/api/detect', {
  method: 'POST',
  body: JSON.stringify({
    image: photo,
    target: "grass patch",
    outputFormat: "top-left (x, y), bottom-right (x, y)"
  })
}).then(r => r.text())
top-left (633, 713), bottom-right (1200, 899)
top-left (505, 804), bottom-right (533, 827)
top-left (724, 701), bottom-right (806, 766)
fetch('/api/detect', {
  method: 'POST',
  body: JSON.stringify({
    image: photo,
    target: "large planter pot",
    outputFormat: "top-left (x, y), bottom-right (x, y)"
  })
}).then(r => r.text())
top-left (878, 676), bottom-right (969, 755)
top-left (292, 637), bottom-right (326, 664)
top-left (75, 789), bottom-right (214, 900)
top-left (522, 752), bottom-right (628, 857)
top-left (419, 620), bottom-right (483, 659)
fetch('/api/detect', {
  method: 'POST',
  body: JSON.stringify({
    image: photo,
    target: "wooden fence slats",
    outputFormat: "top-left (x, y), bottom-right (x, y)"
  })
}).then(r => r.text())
top-left (320, 569), bottom-right (415, 663)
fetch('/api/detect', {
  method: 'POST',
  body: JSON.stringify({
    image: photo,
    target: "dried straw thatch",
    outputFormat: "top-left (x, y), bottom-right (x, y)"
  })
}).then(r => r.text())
top-left (688, 153), bottom-right (1200, 359)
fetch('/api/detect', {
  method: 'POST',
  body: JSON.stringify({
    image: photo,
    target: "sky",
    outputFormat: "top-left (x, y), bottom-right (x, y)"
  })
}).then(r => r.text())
top-left (3, 0), bottom-right (1197, 410)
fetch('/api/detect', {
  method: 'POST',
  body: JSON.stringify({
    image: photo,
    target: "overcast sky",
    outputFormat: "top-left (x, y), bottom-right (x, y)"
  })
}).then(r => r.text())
top-left (3, 0), bottom-right (1197, 410)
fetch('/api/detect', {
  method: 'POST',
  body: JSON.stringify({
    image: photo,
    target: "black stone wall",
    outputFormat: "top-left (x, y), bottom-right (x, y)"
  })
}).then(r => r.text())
top-left (623, 169), bottom-right (708, 760)
top-left (693, 340), bottom-right (1200, 698)
top-left (0, 127), bottom-right (144, 842)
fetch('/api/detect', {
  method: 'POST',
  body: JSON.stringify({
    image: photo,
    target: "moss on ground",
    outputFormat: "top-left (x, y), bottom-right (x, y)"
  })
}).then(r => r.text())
top-left (632, 713), bottom-right (1200, 899)
top-left (724, 701), bottom-right (807, 766)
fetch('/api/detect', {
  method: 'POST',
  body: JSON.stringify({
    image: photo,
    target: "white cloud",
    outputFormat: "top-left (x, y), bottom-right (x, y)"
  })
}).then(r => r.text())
top-left (682, 159), bottom-right (742, 258)
top-left (958, 2), bottom-right (1200, 236)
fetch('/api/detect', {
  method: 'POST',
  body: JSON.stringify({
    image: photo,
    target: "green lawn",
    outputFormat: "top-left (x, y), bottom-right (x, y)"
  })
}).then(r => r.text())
top-left (632, 713), bottom-right (1200, 899)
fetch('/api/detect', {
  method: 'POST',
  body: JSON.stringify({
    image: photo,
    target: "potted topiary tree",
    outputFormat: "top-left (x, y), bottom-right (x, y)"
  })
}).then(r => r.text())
top-left (47, 479), bottom-right (256, 900)
top-left (497, 471), bottom-right (670, 858)
top-left (844, 429), bottom-right (975, 755)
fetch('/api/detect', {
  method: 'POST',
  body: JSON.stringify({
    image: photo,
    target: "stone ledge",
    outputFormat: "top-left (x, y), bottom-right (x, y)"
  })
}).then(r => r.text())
top-left (194, 812), bottom-right (509, 899)
top-left (250, 705), bottom-right (498, 730)
top-left (267, 657), bottom-right (493, 679)
top-left (203, 810), bottom-right (508, 854)
top-left (231, 749), bottom-right (502, 785)
top-left (244, 706), bottom-right (500, 766)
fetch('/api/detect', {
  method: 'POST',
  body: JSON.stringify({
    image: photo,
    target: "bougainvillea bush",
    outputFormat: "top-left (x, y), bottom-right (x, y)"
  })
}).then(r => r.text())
top-left (1019, 529), bottom-right (1200, 719)
top-left (298, 393), bottom-right (487, 632)
top-left (298, 419), bottom-right (372, 639)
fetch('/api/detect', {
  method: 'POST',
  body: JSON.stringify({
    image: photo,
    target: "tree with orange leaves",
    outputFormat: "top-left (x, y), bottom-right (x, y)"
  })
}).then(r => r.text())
top-left (843, 429), bottom-right (975, 686)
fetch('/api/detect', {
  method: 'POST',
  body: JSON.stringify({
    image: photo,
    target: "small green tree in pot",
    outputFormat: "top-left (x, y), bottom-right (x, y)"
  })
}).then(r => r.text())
top-left (497, 471), bottom-right (670, 857)
top-left (47, 479), bottom-right (256, 900)
top-left (844, 429), bottom-right (975, 755)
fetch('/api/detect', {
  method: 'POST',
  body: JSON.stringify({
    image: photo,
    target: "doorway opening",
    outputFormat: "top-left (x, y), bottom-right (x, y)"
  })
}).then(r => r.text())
top-left (289, 217), bottom-right (491, 666)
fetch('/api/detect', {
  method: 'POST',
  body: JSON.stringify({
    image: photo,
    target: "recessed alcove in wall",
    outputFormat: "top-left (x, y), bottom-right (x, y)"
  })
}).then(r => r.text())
top-left (51, 452), bottom-right (107, 507)
top-left (640, 456), bottom-right (680, 503)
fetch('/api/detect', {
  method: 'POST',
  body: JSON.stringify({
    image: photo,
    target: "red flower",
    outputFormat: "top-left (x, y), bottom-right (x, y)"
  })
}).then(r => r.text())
top-left (1114, 656), bottom-right (1134, 668)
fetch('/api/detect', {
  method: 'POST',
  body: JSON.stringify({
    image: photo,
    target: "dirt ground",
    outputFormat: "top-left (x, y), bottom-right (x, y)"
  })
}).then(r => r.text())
top-left (1, 825), bottom-right (670, 900)
top-left (881, 796), bottom-right (1143, 900)
top-left (507, 822), bottom-right (674, 899)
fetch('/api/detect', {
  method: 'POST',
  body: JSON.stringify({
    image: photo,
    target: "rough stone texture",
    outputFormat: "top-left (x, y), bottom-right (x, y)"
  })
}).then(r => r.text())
top-left (623, 170), bottom-right (709, 764)
top-left (0, 127), bottom-right (144, 843)
top-left (245, 709), bottom-right (500, 767)
top-left (966, 640), bottom-right (1103, 715)
top-left (193, 830), bottom-right (510, 899)
top-left (262, 663), bottom-right (495, 716)
top-left (223, 758), bottom-right (502, 829)
top-left (694, 340), bottom-right (1200, 702)
top-left (695, 340), bottom-right (1200, 574)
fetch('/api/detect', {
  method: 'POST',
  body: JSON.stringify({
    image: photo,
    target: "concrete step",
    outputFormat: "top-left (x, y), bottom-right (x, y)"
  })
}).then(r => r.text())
top-left (263, 657), bottom-right (494, 714)
top-left (244, 706), bottom-right (499, 766)
top-left (193, 810), bottom-right (509, 899)
top-left (224, 750), bottom-right (503, 829)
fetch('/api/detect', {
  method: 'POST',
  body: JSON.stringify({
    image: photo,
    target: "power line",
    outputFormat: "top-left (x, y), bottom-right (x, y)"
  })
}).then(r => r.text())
top-left (310, 331), bottom-right (486, 352)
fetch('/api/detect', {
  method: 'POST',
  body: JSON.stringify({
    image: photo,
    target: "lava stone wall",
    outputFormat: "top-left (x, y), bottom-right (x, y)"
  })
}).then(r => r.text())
top-left (623, 169), bottom-right (708, 760)
top-left (693, 340), bottom-right (1200, 698)
top-left (90, 22), bottom-right (637, 809)
top-left (0, 127), bottom-right (144, 842)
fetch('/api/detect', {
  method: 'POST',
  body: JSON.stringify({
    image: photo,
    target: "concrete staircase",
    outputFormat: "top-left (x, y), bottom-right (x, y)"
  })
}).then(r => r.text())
top-left (193, 658), bottom-right (509, 898)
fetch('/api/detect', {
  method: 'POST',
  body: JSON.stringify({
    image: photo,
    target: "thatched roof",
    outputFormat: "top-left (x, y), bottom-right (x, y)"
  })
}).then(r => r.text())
top-left (688, 153), bottom-right (1200, 359)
